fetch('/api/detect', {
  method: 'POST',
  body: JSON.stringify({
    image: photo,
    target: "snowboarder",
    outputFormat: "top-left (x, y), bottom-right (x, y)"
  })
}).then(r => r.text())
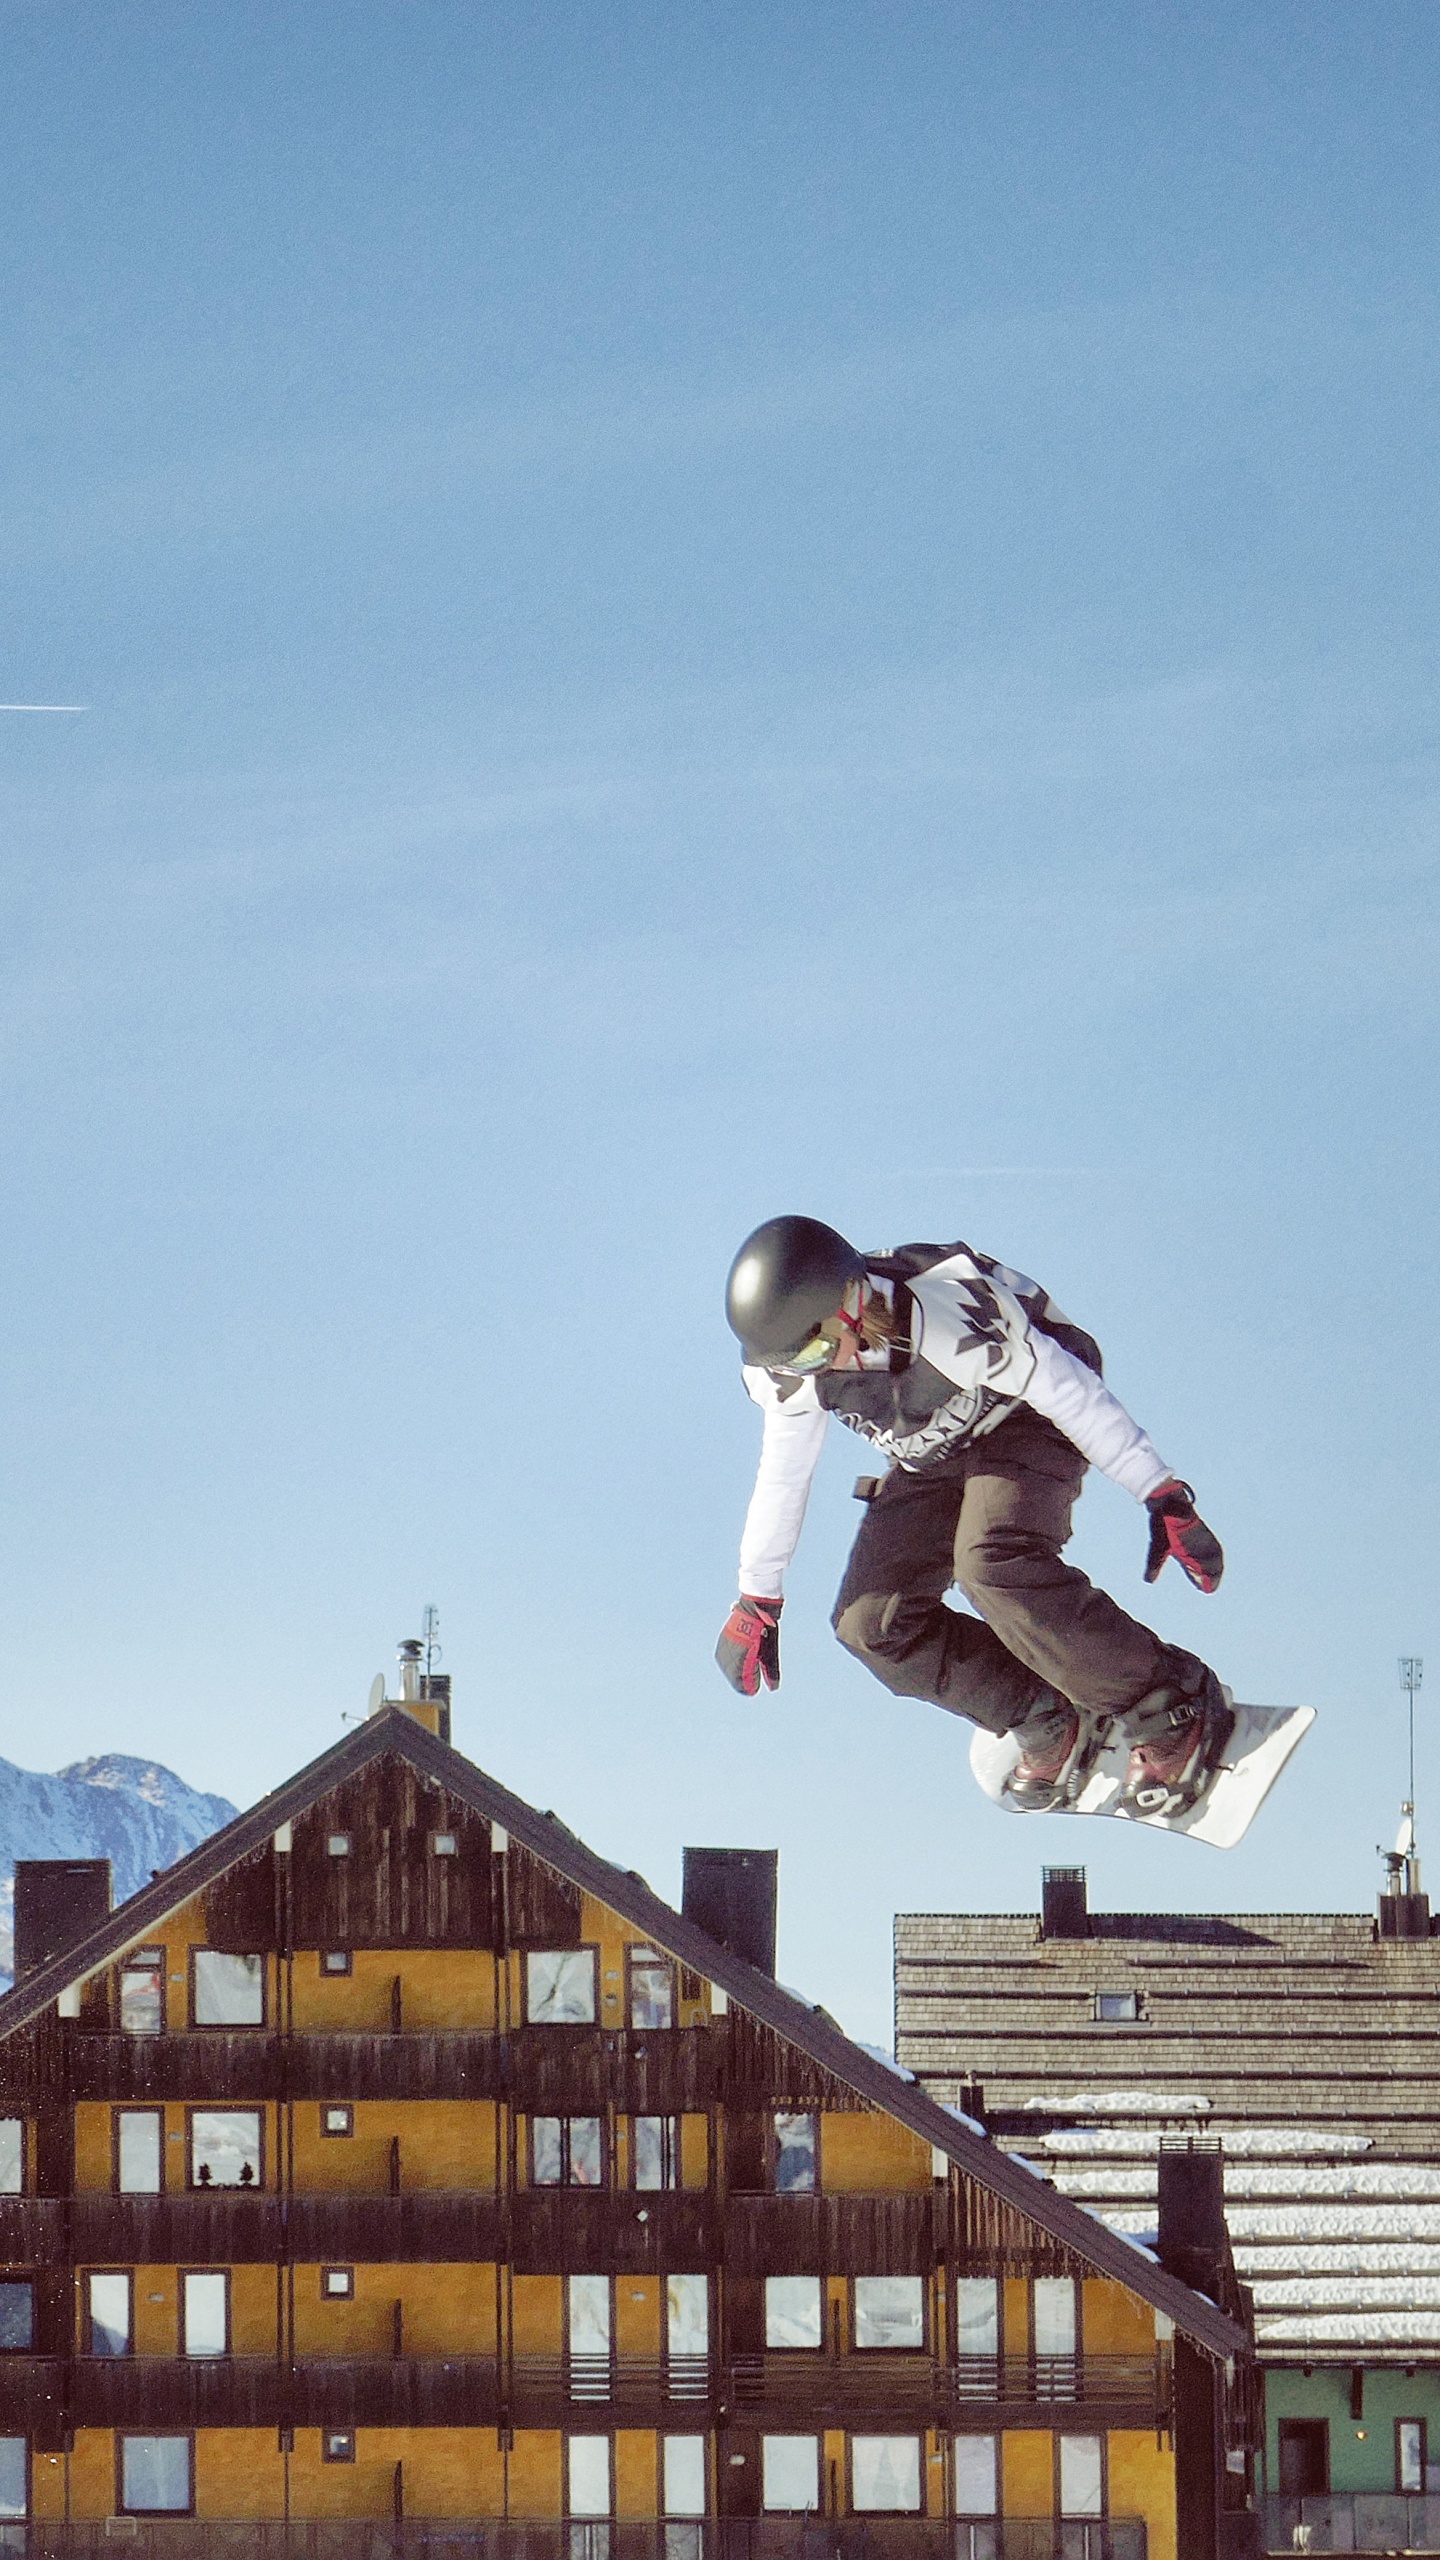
top-left (714, 1217), bottom-right (1230, 1819)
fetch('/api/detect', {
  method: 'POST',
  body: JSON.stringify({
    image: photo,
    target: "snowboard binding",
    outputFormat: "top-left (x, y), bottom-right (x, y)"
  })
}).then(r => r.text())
top-left (1117, 1681), bottom-right (1236, 1822)
top-left (1001, 1706), bottom-right (1111, 1814)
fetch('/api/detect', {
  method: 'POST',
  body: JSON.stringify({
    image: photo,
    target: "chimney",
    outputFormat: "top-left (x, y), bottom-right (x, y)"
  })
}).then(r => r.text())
top-left (14, 1859), bottom-right (112, 1984)
top-left (393, 1639), bottom-right (450, 1743)
top-left (1040, 1866), bottom-right (1088, 1939)
top-left (1379, 1816), bottom-right (1431, 1937)
top-left (682, 1847), bottom-right (778, 1977)
top-left (1157, 2136), bottom-right (1228, 2305)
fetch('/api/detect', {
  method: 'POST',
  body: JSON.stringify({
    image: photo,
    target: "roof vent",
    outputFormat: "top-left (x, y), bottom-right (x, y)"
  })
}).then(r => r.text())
top-left (682, 1847), bottom-right (778, 1977)
top-left (1040, 1866), bottom-right (1088, 1939)
top-left (14, 1859), bottom-right (112, 1984)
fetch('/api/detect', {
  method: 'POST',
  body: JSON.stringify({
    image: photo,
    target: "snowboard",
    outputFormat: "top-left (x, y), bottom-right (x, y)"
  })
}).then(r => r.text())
top-left (969, 1698), bottom-right (1316, 1849)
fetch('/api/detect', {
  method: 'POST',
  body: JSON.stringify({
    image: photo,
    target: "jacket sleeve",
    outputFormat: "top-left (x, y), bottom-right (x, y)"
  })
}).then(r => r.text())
top-left (737, 1367), bottom-right (830, 1598)
top-left (1024, 1328), bottom-right (1172, 1501)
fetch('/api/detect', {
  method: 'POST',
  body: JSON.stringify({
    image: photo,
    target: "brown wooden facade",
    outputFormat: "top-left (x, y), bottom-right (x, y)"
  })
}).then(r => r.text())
top-left (0, 1704), bottom-right (1251, 2556)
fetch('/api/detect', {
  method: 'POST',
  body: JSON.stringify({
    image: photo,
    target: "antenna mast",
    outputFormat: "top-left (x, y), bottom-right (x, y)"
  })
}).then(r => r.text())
top-left (422, 1604), bottom-right (442, 1682)
top-left (1399, 1656), bottom-right (1424, 1894)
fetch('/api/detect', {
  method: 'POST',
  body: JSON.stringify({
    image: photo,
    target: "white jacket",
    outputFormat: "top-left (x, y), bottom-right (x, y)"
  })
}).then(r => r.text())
top-left (736, 1242), bottom-right (1171, 1598)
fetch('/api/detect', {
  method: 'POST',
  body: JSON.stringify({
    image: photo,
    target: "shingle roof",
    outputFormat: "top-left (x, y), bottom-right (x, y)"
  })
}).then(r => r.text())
top-left (897, 1899), bottom-right (1440, 2361)
top-left (0, 1709), bottom-right (1243, 2359)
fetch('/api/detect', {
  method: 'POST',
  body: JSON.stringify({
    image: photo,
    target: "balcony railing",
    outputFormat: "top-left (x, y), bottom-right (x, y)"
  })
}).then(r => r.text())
top-left (0, 2524), bottom-right (1148, 2559)
top-left (1260, 2491), bottom-right (1440, 2551)
top-left (0, 2353), bottom-right (1167, 2434)
top-left (730, 2356), bottom-right (1166, 2423)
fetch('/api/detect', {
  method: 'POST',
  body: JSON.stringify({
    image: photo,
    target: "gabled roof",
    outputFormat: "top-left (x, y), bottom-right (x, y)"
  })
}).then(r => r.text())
top-left (0, 1709), bottom-right (1243, 2360)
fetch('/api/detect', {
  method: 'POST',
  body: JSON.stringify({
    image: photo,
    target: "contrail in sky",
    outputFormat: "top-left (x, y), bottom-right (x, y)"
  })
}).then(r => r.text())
top-left (0, 703), bottom-right (87, 711)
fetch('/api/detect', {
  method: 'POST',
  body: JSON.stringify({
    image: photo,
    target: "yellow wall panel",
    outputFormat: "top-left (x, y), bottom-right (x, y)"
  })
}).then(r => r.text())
top-left (508, 2430), bottom-right (563, 2517)
top-left (391, 2429), bottom-right (505, 2517)
top-left (291, 2098), bottom-right (497, 2193)
top-left (615, 2276), bottom-right (661, 2357)
top-left (62, 2432), bottom-right (115, 2522)
top-left (195, 2429), bottom-right (286, 2520)
top-left (229, 2262), bottom-right (280, 2355)
top-left (1004, 2279), bottom-right (1030, 2355)
top-left (1002, 2431), bottom-right (1053, 2518)
top-left (29, 2450), bottom-right (68, 2521)
top-left (680, 2114), bottom-right (709, 2189)
top-left (292, 2262), bottom-right (497, 2357)
top-left (513, 2274), bottom-right (563, 2354)
top-left (131, 2269), bottom-right (175, 2356)
top-left (1082, 2281), bottom-right (1156, 2354)
top-left (614, 2429), bottom-right (658, 2516)
top-left (73, 2105), bottom-right (112, 2193)
top-left (1108, 2430), bottom-right (1177, 2560)
top-left (288, 1949), bottom-right (497, 2033)
top-left (820, 2110), bottom-right (932, 2194)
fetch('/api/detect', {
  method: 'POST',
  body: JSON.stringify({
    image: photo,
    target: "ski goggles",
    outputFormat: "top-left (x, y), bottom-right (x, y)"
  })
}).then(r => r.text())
top-left (774, 1285), bottom-right (865, 1375)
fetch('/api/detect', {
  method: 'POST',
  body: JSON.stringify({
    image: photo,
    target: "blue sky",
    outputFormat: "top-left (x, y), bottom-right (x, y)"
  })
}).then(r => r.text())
top-left (2, 3), bottom-right (1438, 2042)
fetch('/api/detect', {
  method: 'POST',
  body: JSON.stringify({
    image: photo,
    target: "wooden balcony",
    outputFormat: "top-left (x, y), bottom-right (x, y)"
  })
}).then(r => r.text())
top-left (0, 2349), bottom-right (1167, 2434)
top-left (0, 2525), bottom-right (1152, 2558)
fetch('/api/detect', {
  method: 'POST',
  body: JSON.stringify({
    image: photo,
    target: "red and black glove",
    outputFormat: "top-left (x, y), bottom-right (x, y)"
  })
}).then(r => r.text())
top-left (1143, 1479), bottom-right (1224, 1592)
top-left (715, 1595), bottom-right (783, 1695)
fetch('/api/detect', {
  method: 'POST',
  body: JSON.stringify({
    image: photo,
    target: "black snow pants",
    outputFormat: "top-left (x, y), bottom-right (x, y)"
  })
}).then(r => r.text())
top-left (831, 1409), bottom-right (1193, 1738)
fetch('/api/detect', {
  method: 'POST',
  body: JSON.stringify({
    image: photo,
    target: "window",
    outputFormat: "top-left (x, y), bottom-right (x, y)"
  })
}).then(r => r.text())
top-left (189, 2110), bottom-right (262, 2189)
top-left (327, 1834), bottom-right (350, 1857)
top-left (120, 2437), bottom-right (191, 2514)
top-left (0, 2126), bottom-right (22, 2196)
top-left (115, 2111), bottom-right (163, 2195)
top-left (1278, 2420), bottom-right (1329, 2497)
top-left (666, 2274), bottom-right (709, 2380)
top-left (762, 2437), bottom-right (818, 2514)
top-left (1059, 2436), bottom-right (1104, 2516)
top-left (87, 2273), bottom-right (133, 2358)
top-left (628, 1947), bottom-right (675, 2029)
top-left (192, 1951), bottom-right (264, 2027)
top-left (526, 1950), bottom-right (598, 2024)
top-left (321, 2268), bottom-right (354, 2300)
top-left (532, 2117), bottom-right (604, 2187)
top-left (663, 2436), bottom-right (705, 2518)
top-left (852, 2437), bottom-right (922, 2513)
top-left (1399, 2418), bottom-right (1427, 2494)
top-left (1033, 2277), bottom-right (1077, 2356)
top-left (321, 2105), bottom-right (354, 2139)
top-left (322, 2430), bottom-right (355, 2463)
top-left (568, 2276), bottom-right (612, 2402)
top-left (181, 2272), bottom-right (228, 2359)
top-left (118, 1949), bottom-right (164, 2036)
top-left (567, 2436), bottom-right (611, 2518)
top-left (0, 2286), bottom-right (32, 2352)
top-left (956, 2278), bottom-right (1000, 2361)
top-left (765, 2276), bottom-right (822, 2349)
top-left (954, 2436), bottom-right (998, 2516)
top-left (854, 2276), bottom-right (924, 2349)
top-left (321, 1951), bottom-right (352, 1976)
top-left (632, 2116), bottom-right (679, 2191)
top-left (1094, 1990), bottom-right (1141, 2022)
top-left (430, 1832), bottom-right (458, 1856)
top-left (774, 2112), bottom-right (818, 2193)
top-left (0, 2440), bottom-right (25, 2521)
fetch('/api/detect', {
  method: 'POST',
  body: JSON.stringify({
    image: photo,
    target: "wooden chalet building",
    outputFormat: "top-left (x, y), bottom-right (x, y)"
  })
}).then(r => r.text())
top-left (0, 1683), bottom-right (1251, 2556)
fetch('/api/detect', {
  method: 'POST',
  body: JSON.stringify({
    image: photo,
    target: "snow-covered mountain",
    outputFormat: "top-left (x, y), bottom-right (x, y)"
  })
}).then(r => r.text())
top-left (0, 1753), bottom-right (238, 1984)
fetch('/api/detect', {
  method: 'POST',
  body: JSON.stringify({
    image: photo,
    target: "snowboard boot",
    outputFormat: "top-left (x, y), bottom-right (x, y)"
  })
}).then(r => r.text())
top-left (1002, 1691), bottom-right (1103, 1813)
top-left (1118, 1666), bottom-right (1235, 1820)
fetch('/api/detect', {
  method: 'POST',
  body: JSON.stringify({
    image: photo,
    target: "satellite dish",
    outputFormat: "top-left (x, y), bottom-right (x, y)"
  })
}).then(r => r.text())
top-left (368, 1674), bottom-right (387, 1715)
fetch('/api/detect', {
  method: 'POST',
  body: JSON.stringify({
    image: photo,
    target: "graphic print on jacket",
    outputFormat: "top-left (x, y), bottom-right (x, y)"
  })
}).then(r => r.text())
top-left (787, 1241), bottom-right (1103, 1471)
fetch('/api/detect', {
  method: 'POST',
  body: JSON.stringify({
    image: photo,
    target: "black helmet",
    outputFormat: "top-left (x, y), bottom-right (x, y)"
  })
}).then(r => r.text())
top-left (725, 1216), bottom-right (867, 1365)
